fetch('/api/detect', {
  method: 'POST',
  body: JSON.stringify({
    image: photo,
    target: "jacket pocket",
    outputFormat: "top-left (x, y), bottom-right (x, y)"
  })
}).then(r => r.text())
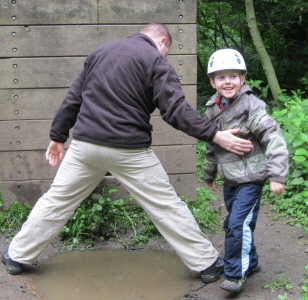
top-left (218, 159), bottom-right (247, 181)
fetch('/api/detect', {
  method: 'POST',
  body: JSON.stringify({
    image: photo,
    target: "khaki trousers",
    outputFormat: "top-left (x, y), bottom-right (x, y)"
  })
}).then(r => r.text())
top-left (9, 140), bottom-right (217, 272)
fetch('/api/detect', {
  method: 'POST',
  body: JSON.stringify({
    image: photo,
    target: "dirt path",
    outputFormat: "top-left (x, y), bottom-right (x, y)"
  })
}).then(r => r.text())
top-left (1, 190), bottom-right (307, 300)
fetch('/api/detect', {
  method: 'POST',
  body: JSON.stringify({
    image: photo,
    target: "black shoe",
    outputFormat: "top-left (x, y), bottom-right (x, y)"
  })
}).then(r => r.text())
top-left (247, 264), bottom-right (261, 276)
top-left (1, 247), bottom-right (23, 275)
top-left (200, 256), bottom-right (224, 283)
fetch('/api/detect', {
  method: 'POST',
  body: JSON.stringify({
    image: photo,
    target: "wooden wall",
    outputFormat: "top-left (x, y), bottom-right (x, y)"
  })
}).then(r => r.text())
top-left (0, 0), bottom-right (197, 206)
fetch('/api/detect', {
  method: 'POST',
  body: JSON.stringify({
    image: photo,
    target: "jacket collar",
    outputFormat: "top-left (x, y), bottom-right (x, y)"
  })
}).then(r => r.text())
top-left (127, 33), bottom-right (158, 50)
top-left (206, 84), bottom-right (253, 107)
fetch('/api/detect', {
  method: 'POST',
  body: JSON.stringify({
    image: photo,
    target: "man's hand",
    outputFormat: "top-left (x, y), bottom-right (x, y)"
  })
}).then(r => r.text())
top-left (270, 181), bottom-right (285, 195)
top-left (45, 141), bottom-right (64, 167)
top-left (213, 129), bottom-right (253, 155)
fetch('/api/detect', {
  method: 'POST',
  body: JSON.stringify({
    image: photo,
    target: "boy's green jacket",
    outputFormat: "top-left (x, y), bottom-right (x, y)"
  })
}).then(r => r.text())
top-left (203, 85), bottom-right (289, 186)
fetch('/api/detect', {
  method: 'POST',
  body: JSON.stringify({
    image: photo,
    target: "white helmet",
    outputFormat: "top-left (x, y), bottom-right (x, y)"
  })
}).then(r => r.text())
top-left (207, 49), bottom-right (246, 75)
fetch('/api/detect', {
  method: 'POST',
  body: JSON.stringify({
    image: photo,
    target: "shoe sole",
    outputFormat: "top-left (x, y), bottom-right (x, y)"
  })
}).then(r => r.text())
top-left (201, 268), bottom-right (224, 283)
top-left (220, 281), bottom-right (245, 293)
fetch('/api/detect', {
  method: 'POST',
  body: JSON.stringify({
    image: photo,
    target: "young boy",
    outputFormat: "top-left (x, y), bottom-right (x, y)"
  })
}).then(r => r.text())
top-left (203, 49), bottom-right (289, 292)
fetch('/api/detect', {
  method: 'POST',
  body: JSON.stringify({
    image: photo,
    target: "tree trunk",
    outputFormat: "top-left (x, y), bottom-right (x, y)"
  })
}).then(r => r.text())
top-left (245, 0), bottom-right (282, 109)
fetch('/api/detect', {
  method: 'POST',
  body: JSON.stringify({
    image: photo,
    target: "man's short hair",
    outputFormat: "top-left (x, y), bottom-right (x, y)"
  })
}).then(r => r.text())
top-left (140, 23), bottom-right (172, 48)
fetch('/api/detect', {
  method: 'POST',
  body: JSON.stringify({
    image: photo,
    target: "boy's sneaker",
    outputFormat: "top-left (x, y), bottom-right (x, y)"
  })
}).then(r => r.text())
top-left (1, 247), bottom-right (23, 275)
top-left (200, 256), bottom-right (224, 283)
top-left (220, 264), bottom-right (261, 292)
top-left (220, 277), bottom-right (246, 292)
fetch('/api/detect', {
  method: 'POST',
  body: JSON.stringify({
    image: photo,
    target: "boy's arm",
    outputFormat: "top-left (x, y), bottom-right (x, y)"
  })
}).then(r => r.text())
top-left (203, 140), bottom-right (217, 184)
top-left (248, 102), bottom-right (289, 186)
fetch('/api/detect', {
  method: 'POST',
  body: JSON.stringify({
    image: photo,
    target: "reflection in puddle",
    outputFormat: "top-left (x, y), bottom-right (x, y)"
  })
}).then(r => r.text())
top-left (33, 249), bottom-right (195, 300)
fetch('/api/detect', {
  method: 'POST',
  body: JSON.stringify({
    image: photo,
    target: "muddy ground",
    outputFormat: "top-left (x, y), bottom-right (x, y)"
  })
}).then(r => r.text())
top-left (1, 187), bottom-right (307, 300)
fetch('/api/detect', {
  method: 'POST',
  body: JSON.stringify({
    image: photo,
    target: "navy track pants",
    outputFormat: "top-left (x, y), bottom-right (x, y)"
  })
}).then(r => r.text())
top-left (223, 183), bottom-right (263, 279)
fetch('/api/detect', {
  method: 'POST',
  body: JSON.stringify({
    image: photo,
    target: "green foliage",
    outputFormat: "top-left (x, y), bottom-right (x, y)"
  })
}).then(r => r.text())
top-left (262, 90), bottom-right (308, 230)
top-left (197, 0), bottom-right (308, 100)
top-left (183, 187), bottom-right (222, 234)
top-left (245, 79), bottom-right (270, 100)
top-left (59, 189), bottom-right (158, 249)
top-left (0, 194), bottom-right (32, 238)
top-left (263, 273), bottom-right (293, 292)
top-left (300, 265), bottom-right (308, 299)
top-left (196, 139), bottom-right (206, 182)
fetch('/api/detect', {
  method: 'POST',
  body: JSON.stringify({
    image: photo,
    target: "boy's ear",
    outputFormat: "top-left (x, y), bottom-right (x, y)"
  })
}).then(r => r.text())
top-left (210, 78), bottom-right (216, 89)
top-left (241, 74), bottom-right (246, 85)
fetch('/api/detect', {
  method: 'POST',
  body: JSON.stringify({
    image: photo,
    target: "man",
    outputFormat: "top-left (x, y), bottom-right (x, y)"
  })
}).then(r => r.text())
top-left (2, 24), bottom-right (252, 283)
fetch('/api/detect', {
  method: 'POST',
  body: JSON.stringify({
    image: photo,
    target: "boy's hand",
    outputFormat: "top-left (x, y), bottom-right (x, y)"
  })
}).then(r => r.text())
top-left (206, 183), bottom-right (218, 189)
top-left (46, 141), bottom-right (64, 167)
top-left (213, 129), bottom-right (253, 155)
top-left (270, 181), bottom-right (285, 195)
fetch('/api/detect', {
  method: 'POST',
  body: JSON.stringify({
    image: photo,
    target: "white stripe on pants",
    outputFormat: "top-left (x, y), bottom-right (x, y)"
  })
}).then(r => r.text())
top-left (9, 140), bottom-right (218, 272)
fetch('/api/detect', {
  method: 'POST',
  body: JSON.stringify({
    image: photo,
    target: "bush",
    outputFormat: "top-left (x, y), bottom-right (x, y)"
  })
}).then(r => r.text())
top-left (263, 90), bottom-right (308, 230)
top-left (0, 193), bottom-right (32, 238)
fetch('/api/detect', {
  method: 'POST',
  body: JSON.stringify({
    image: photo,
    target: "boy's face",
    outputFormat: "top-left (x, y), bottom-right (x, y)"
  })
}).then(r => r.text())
top-left (210, 70), bottom-right (245, 100)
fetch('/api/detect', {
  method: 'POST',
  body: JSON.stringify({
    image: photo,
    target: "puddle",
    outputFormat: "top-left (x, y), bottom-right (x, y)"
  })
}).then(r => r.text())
top-left (32, 249), bottom-right (195, 300)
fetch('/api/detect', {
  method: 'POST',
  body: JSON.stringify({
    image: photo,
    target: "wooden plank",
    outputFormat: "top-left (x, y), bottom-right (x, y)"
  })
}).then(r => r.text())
top-left (0, 89), bottom-right (66, 121)
top-left (0, 85), bottom-right (196, 120)
top-left (0, 145), bottom-right (196, 181)
top-left (0, 24), bottom-right (196, 57)
top-left (0, 173), bottom-right (196, 207)
top-left (0, 120), bottom-right (52, 151)
top-left (151, 119), bottom-right (195, 146)
top-left (0, 55), bottom-right (196, 88)
top-left (0, 0), bottom-right (196, 25)
top-left (0, 116), bottom-right (195, 151)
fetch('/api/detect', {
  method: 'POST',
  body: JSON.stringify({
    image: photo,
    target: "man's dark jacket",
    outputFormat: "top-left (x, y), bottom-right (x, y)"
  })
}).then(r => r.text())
top-left (50, 33), bottom-right (218, 148)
